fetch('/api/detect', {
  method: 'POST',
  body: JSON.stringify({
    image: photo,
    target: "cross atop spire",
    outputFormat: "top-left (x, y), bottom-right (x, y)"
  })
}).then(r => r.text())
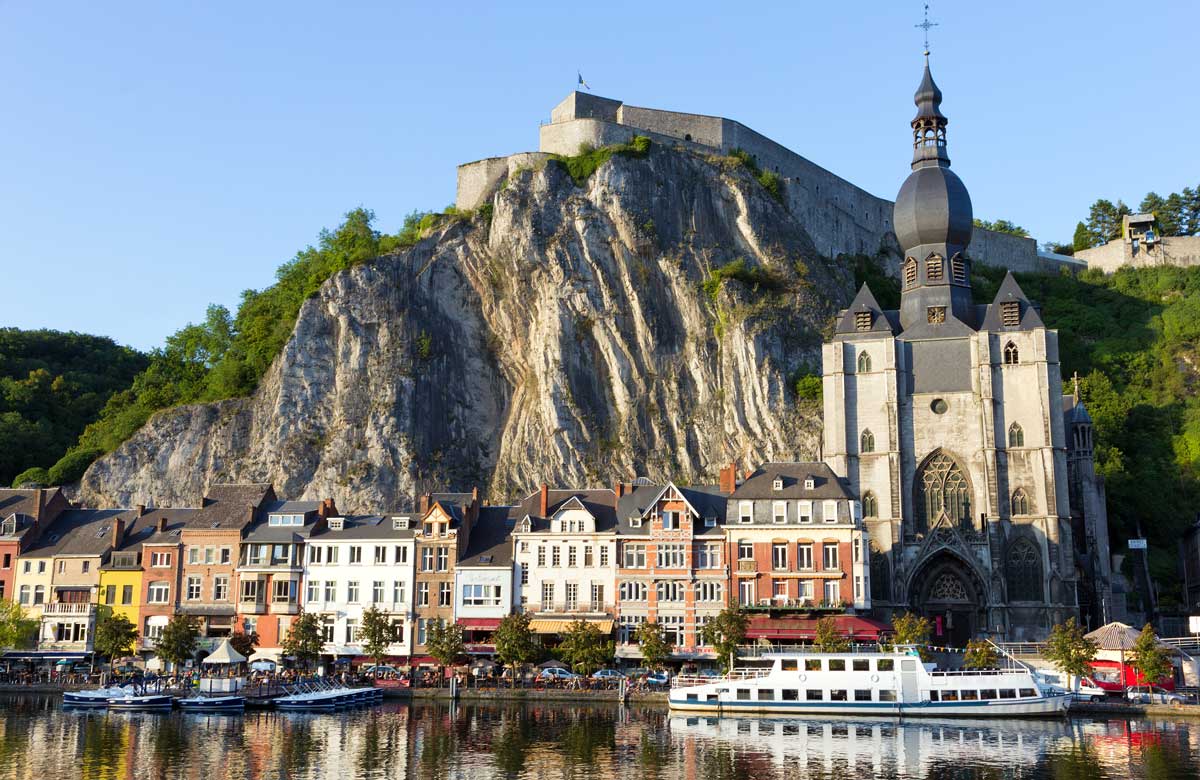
top-left (915, 3), bottom-right (938, 55)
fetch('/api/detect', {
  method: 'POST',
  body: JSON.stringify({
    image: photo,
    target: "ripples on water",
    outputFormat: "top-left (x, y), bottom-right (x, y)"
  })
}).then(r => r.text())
top-left (0, 694), bottom-right (1197, 780)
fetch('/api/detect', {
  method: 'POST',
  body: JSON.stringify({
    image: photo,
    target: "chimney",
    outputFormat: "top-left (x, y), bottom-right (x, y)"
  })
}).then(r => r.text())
top-left (614, 481), bottom-right (625, 499)
top-left (247, 505), bottom-right (255, 525)
top-left (111, 517), bottom-right (125, 550)
top-left (418, 494), bottom-right (430, 516)
top-left (539, 483), bottom-right (549, 518)
top-left (136, 504), bottom-right (147, 517)
top-left (719, 463), bottom-right (738, 495)
top-left (318, 498), bottom-right (338, 519)
top-left (157, 516), bottom-right (168, 533)
top-left (34, 488), bottom-right (45, 528)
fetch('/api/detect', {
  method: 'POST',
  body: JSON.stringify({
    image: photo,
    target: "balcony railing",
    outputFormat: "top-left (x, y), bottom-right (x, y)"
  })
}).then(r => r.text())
top-left (239, 599), bottom-right (267, 615)
top-left (534, 603), bottom-right (612, 614)
top-left (42, 602), bottom-right (94, 616)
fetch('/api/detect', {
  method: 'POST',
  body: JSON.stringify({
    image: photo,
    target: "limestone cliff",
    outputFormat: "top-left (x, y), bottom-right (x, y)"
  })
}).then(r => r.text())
top-left (78, 143), bottom-right (855, 511)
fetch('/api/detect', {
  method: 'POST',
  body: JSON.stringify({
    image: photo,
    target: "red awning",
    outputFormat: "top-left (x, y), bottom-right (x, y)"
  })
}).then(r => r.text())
top-left (746, 615), bottom-right (892, 641)
top-left (456, 618), bottom-right (503, 630)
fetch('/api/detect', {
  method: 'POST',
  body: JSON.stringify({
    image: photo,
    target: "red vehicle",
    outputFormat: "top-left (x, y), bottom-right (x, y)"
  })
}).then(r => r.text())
top-left (1087, 659), bottom-right (1175, 692)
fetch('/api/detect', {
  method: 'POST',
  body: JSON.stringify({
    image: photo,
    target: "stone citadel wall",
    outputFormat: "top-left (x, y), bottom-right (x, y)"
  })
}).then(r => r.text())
top-left (457, 92), bottom-right (1085, 275)
top-left (1074, 235), bottom-right (1200, 274)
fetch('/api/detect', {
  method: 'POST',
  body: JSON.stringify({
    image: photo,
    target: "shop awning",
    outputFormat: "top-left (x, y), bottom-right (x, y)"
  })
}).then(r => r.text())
top-left (2, 651), bottom-right (90, 661)
top-left (178, 605), bottom-right (238, 617)
top-left (528, 618), bottom-right (614, 635)
top-left (745, 615), bottom-right (891, 641)
top-left (456, 618), bottom-right (503, 630)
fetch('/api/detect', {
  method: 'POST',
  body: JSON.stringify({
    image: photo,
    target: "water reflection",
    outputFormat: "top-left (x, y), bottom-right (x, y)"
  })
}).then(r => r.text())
top-left (0, 695), bottom-right (1197, 779)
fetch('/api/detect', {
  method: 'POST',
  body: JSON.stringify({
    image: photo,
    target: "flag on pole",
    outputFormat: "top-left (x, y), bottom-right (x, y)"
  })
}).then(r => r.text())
top-left (577, 71), bottom-right (591, 90)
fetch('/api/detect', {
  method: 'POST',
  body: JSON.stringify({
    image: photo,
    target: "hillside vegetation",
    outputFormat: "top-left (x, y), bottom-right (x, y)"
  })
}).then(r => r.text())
top-left (1, 329), bottom-right (146, 486)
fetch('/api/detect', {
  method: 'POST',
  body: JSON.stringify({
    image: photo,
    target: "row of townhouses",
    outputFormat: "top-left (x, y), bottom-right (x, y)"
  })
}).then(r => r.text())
top-left (0, 461), bottom-right (884, 667)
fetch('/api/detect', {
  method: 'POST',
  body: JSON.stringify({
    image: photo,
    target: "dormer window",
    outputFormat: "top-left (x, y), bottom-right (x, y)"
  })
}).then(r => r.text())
top-left (772, 477), bottom-right (784, 491)
top-left (804, 478), bottom-right (815, 490)
top-left (1, 514), bottom-right (18, 536)
top-left (1001, 301), bottom-right (1020, 327)
top-left (392, 516), bottom-right (410, 530)
top-left (268, 513), bottom-right (304, 527)
top-left (328, 518), bottom-right (344, 531)
top-left (630, 517), bottom-right (642, 528)
top-left (855, 311), bottom-right (872, 331)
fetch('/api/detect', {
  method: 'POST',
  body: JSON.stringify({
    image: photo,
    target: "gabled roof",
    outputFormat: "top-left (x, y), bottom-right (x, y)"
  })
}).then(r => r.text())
top-left (22, 509), bottom-right (139, 558)
top-left (0, 488), bottom-right (66, 540)
top-left (308, 514), bottom-right (416, 541)
top-left (457, 506), bottom-right (515, 568)
top-left (514, 488), bottom-right (617, 533)
top-left (551, 495), bottom-right (592, 517)
top-left (613, 483), bottom-right (728, 536)
top-left (979, 271), bottom-right (1045, 332)
top-left (729, 463), bottom-right (852, 500)
top-left (834, 284), bottom-right (897, 338)
top-left (189, 483), bottom-right (276, 533)
top-left (140, 508), bottom-right (200, 545)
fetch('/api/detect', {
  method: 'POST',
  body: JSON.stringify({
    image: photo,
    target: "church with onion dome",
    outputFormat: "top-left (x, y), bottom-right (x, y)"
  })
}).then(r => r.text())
top-left (820, 55), bottom-right (1117, 643)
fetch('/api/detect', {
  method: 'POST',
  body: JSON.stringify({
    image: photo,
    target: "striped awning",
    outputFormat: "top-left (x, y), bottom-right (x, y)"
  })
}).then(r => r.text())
top-left (528, 618), bottom-right (614, 635)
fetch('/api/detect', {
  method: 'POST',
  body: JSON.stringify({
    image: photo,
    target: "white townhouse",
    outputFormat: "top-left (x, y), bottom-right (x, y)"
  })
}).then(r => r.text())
top-left (300, 514), bottom-right (417, 661)
top-left (453, 506), bottom-right (517, 651)
top-left (511, 486), bottom-right (618, 637)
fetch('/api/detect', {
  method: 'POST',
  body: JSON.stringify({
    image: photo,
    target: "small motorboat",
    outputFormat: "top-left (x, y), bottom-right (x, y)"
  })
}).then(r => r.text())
top-left (177, 694), bottom-right (246, 713)
top-left (107, 692), bottom-right (175, 712)
top-left (62, 685), bottom-right (135, 708)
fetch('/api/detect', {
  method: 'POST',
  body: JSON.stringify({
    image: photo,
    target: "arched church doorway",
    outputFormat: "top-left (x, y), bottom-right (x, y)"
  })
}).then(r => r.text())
top-left (909, 552), bottom-right (986, 649)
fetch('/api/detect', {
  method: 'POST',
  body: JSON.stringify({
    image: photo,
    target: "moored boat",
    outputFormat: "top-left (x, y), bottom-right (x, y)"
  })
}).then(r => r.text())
top-left (177, 694), bottom-right (246, 712)
top-left (62, 685), bottom-right (136, 708)
top-left (106, 693), bottom-right (175, 712)
top-left (668, 647), bottom-right (1070, 718)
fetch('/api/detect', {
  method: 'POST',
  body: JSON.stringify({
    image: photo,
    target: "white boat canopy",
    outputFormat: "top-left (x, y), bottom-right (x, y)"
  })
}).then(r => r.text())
top-left (203, 638), bottom-right (248, 665)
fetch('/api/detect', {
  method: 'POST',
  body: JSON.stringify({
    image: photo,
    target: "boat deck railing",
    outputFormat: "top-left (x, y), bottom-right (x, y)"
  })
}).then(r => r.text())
top-left (672, 668), bottom-right (771, 688)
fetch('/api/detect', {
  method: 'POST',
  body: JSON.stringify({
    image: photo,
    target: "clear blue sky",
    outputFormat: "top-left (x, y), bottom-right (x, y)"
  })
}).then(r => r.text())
top-left (2, 1), bottom-right (1196, 350)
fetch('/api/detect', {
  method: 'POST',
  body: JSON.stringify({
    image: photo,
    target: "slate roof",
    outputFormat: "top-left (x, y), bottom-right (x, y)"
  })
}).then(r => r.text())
top-left (834, 284), bottom-right (898, 338)
top-left (730, 463), bottom-right (852, 500)
top-left (191, 483), bottom-right (276, 532)
top-left (514, 488), bottom-right (618, 532)
top-left (307, 515), bottom-right (417, 541)
top-left (457, 506), bottom-right (515, 568)
top-left (0, 488), bottom-right (65, 540)
top-left (243, 500), bottom-right (323, 542)
top-left (978, 271), bottom-right (1045, 332)
top-left (139, 508), bottom-right (201, 545)
top-left (1063, 395), bottom-right (1093, 425)
top-left (22, 509), bottom-right (139, 558)
top-left (614, 483), bottom-right (728, 536)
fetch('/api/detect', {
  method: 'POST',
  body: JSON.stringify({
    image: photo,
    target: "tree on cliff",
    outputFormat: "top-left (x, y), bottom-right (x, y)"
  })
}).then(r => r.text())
top-left (1085, 199), bottom-right (1132, 244)
top-left (973, 218), bottom-right (1028, 237)
top-left (154, 615), bottom-right (199, 671)
top-left (700, 606), bottom-right (749, 672)
top-left (1072, 221), bottom-right (1092, 251)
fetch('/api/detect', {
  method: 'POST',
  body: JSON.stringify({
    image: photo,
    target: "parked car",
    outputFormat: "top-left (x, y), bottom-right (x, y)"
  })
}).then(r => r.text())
top-left (591, 669), bottom-right (626, 680)
top-left (1071, 678), bottom-right (1107, 703)
top-left (538, 667), bottom-right (580, 681)
top-left (1125, 685), bottom-right (1185, 706)
top-left (645, 672), bottom-right (670, 686)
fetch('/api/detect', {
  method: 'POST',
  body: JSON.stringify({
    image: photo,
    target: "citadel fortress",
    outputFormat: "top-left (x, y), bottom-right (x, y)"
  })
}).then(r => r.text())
top-left (457, 91), bottom-right (1087, 275)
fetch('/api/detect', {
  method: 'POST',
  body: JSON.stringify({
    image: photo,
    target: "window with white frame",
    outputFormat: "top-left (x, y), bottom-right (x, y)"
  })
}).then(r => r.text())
top-left (345, 618), bottom-right (359, 644)
top-left (619, 581), bottom-right (647, 602)
top-left (306, 580), bottom-right (319, 603)
top-left (551, 547), bottom-right (561, 567)
top-left (787, 544), bottom-right (808, 573)
top-left (374, 546), bottom-right (386, 564)
top-left (347, 581), bottom-right (360, 603)
top-left (738, 502), bottom-right (753, 523)
top-left (462, 584), bottom-right (503, 607)
top-left (421, 548), bottom-right (434, 571)
top-left (583, 546), bottom-right (593, 566)
top-left (771, 543), bottom-right (788, 570)
top-left (661, 510), bottom-right (680, 530)
top-left (697, 581), bottom-right (723, 602)
top-left (417, 582), bottom-right (429, 607)
top-left (395, 545), bottom-right (408, 564)
top-left (148, 581), bottom-right (170, 604)
top-left (739, 579), bottom-right (756, 605)
top-left (269, 513), bottom-right (304, 527)
top-left (565, 582), bottom-right (578, 610)
top-left (240, 580), bottom-right (260, 603)
top-left (656, 543), bottom-right (686, 568)
top-left (437, 547), bottom-right (449, 571)
top-left (324, 581), bottom-right (336, 602)
top-left (537, 546), bottom-right (546, 567)
top-left (697, 543), bottom-right (721, 569)
top-left (618, 615), bottom-right (646, 644)
top-left (738, 541), bottom-right (754, 560)
top-left (798, 580), bottom-right (814, 602)
top-left (372, 581), bottom-right (385, 604)
top-left (599, 546), bottom-right (609, 567)
top-left (273, 579), bottom-right (295, 604)
top-left (393, 581), bottom-right (405, 605)
top-left (798, 501), bottom-right (813, 523)
top-left (186, 576), bottom-right (201, 601)
top-left (438, 582), bottom-right (451, 607)
top-left (188, 547), bottom-right (199, 565)
top-left (773, 579), bottom-right (788, 601)
top-left (590, 583), bottom-right (604, 610)
top-left (151, 552), bottom-right (171, 568)
top-left (823, 544), bottom-right (840, 571)
top-left (660, 614), bottom-right (684, 646)
top-left (567, 547), bottom-right (577, 567)
top-left (773, 502), bottom-right (788, 524)
top-left (824, 580), bottom-right (840, 605)
top-left (309, 546), bottom-right (323, 564)
top-left (623, 544), bottom-right (646, 568)
top-left (541, 581), bottom-right (555, 609)
top-left (349, 546), bottom-right (362, 564)
top-left (656, 581), bottom-right (685, 602)
top-left (823, 500), bottom-right (839, 523)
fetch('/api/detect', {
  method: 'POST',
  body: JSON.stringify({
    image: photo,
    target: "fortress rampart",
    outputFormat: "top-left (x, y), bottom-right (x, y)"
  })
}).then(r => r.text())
top-left (456, 91), bottom-right (1084, 275)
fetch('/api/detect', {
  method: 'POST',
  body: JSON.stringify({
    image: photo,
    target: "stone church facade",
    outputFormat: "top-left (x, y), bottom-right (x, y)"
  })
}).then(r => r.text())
top-left (821, 58), bottom-right (1114, 643)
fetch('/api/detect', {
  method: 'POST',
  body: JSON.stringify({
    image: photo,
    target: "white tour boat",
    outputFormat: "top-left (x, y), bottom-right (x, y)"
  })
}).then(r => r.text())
top-left (668, 648), bottom-right (1070, 718)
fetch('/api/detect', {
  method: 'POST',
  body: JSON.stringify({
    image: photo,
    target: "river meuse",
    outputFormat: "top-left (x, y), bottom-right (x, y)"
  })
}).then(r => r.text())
top-left (0, 695), bottom-right (1197, 779)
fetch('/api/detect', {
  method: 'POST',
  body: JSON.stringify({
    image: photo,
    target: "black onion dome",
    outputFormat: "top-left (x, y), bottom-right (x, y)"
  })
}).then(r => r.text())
top-left (894, 165), bottom-right (973, 251)
top-left (913, 60), bottom-right (946, 121)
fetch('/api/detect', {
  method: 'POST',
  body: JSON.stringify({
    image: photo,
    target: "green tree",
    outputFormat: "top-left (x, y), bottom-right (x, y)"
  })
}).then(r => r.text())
top-left (556, 621), bottom-right (614, 676)
top-left (963, 638), bottom-right (999, 669)
top-left (1042, 618), bottom-right (1097, 693)
top-left (359, 606), bottom-right (394, 670)
top-left (635, 621), bottom-right (672, 671)
top-left (813, 616), bottom-right (850, 652)
top-left (92, 609), bottom-right (139, 662)
top-left (973, 218), bottom-right (1029, 237)
top-left (228, 630), bottom-right (258, 658)
top-left (700, 605), bottom-right (749, 672)
top-left (1085, 198), bottom-right (1131, 244)
top-left (884, 612), bottom-right (932, 660)
top-left (281, 611), bottom-right (324, 670)
top-left (1129, 623), bottom-right (1172, 686)
top-left (493, 613), bottom-right (542, 681)
top-left (1072, 221), bottom-right (1093, 251)
top-left (0, 599), bottom-right (38, 649)
top-left (425, 619), bottom-right (465, 676)
top-left (154, 615), bottom-right (199, 671)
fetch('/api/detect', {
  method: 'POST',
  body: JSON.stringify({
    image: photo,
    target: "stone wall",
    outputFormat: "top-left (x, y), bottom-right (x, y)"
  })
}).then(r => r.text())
top-left (455, 152), bottom-right (552, 211)
top-left (1074, 236), bottom-right (1200, 274)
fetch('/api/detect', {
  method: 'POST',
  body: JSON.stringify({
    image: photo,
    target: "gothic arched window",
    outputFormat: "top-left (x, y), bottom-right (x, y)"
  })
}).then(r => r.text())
top-left (914, 450), bottom-right (972, 534)
top-left (862, 492), bottom-right (878, 518)
top-left (1003, 341), bottom-right (1020, 365)
top-left (1008, 422), bottom-right (1024, 448)
top-left (1011, 489), bottom-right (1031, 516)
top-left (860, 429), bottom-right (875, 454)
top-left (857, 351), bottom-right (872, 373)
top-left (904, 258), bottom-right (918, 288)
top-left (1006, 539), bottom-right (1042, 602)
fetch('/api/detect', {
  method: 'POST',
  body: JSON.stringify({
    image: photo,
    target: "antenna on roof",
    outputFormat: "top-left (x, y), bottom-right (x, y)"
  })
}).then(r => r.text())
top-left (915, 3), bottom-right (938, 55)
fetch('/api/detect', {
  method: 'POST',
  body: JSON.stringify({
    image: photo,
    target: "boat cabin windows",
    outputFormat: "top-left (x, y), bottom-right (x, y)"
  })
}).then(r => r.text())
top-left (780, 659), bottom-right (799, 672)
top-left (877, 659), bottom-right (894, 671)
top-left (686, 693), bottom-right (697, 702)
top-left (941, 690), bottom-right (959, 702)
top-left (782, 690), bottom-right (799, 701)
top-left (999, 689), bottom-right (1016, 699)
top-left (706, 695), bottom-right (718, 702)
top-left (852, 659), bottom-right (869, 671)
top-left (1019, 688), bottom-right (1037, 698)
top-left (829, 659), bottom-right (846, 671)
top-left (961, 690), bottom-right (979, 701)
top-left (805, 659), bottom-right (822, 672)
top-left (980, 689), bottom-right (998, 700)
top-left (930, 691), bottom-right (938, 701)
top-left (879, 690), bottom-right (896, 702)
top-left (806, 690), bottom-right (824, 701)
top-left (830, 690), bottom-right (848, 701)
top-left (854, 690), bottom-right (872, 701)
top-left (757, 689), bottom-right (774, 701)
top-left (736, 689), bottom-right (751, 701)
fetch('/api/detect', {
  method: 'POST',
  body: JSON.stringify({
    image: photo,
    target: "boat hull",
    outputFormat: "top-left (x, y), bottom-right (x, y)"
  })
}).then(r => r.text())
top-left (108, 695), bottom-right (175, 712)
top-left (667, 694), bottom-right (1070, 718)
top-left (178, 696), bottom-right (246, 712)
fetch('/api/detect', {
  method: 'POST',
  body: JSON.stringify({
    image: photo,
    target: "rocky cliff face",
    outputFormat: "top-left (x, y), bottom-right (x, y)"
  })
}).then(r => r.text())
top-left (79, 144), bottom-right (855, 511)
